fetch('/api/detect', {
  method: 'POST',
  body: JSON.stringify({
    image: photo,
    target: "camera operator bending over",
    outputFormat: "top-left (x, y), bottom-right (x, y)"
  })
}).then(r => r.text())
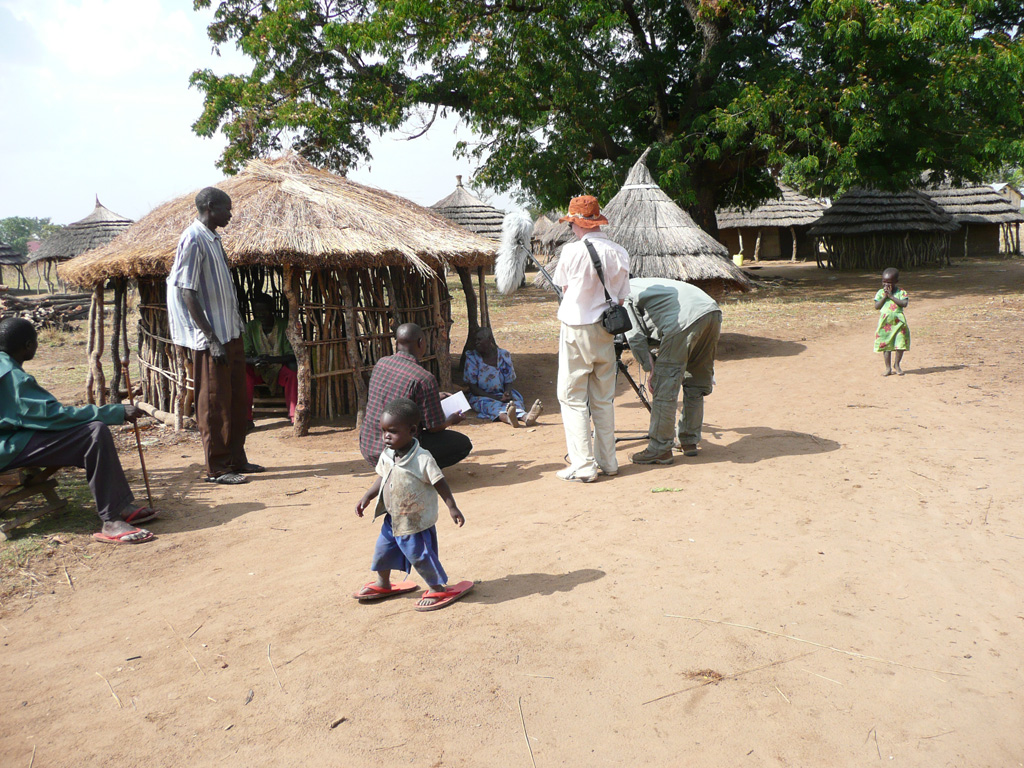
top-left (623, 278), bottom-right (722, 465)
top-left (553, 195), bottom-right (630, 483)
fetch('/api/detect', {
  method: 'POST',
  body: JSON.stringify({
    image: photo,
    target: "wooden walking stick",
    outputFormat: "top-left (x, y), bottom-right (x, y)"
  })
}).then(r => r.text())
top-left (120, 357), bottom-right (154, 510)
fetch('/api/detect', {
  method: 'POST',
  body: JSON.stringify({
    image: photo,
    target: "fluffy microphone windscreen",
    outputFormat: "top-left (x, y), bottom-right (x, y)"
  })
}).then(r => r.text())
top-left (495, 209), bottom-right (534, 295)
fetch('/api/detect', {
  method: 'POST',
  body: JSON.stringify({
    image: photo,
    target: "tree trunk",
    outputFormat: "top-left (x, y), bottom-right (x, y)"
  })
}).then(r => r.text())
top-left (283, 265), bottom-right (311, 436)
top-left (456, 266), bottom-right (478, 369)
top-left (753, 230), bottom-right (762, 262)
top-left (690, 185), bottom-right (720, 239)
top-left (86, 284), bottom-right (106, 405)
top-left (790, 226), bottom-right (798, 262)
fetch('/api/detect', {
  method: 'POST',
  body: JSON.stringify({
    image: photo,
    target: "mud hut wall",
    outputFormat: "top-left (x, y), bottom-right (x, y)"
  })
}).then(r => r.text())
top-left (962, 224), bottom-right (1001, 258)
top-left (816, 232), bottom-right (952, 270)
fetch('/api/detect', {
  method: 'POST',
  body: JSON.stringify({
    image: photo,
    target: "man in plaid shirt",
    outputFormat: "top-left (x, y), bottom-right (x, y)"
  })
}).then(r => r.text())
top-left (359, 323), bottom-right (472, 468)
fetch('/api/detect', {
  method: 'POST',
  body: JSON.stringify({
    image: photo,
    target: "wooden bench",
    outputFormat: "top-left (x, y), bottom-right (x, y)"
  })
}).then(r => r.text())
top-left (252, 384), bottom-right (289, 419)
top-left (0, 467), bottom-right (69, 540)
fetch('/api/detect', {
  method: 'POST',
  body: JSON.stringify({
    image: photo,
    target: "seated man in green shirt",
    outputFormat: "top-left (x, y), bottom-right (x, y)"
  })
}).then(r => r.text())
top-left (243, 294), bottom-right (297, 426)
top-left (0, 317), bottom-right (156, 544)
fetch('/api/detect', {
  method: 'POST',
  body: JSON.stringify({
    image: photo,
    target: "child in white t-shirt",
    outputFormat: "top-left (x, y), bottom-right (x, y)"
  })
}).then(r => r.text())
top-left (354, 397), bottom-right (473, 611)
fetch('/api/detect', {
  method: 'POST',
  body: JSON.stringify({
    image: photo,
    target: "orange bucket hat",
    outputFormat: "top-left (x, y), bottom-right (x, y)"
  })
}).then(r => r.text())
top-left (558, 195), bottom-right (609, 229)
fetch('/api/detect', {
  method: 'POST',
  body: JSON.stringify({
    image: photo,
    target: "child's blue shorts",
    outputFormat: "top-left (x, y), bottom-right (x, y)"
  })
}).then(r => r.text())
top-left (371, 515), bottom-right (448, 587)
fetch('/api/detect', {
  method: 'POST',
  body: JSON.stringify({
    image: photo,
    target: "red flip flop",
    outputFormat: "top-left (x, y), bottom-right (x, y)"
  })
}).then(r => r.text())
top-left (93, 528), bottom-right (154, 545)
top-left (123, 507), bottom-right (159, 525)
top-left (415, 580), bottom-right (474, 612)
top-left (352, 581), bottom-right (419, 601)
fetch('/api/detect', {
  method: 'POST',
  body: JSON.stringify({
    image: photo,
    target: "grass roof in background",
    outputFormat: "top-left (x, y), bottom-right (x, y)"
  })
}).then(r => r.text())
top-left (31, 197), bottom-right (132, 265)
top-left (430, 176), bottom-right (506, 241)
top-left (604, 150), bottom-right (752, 291)
top-left (809, 188), bottom-right (959, 237)
top-left (717, 185), bottom-right (828, 230)
top-left (921, 186), bottom-right (1024, 225)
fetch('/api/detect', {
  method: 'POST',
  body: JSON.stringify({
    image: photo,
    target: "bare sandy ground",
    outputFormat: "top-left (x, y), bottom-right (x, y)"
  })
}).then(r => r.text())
top-left (1, 261), bottom-right (1023, 767)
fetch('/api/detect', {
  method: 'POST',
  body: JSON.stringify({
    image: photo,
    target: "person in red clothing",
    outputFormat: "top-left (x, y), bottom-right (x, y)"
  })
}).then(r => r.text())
top-left (242, 294), bottom-right (297, 426)
top-left (358, 323), bottom-right (471, 468)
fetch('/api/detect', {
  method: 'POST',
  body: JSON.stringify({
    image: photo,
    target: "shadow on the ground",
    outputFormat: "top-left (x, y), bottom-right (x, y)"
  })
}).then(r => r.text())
top-left (717, 333), bottom-right (806, 360)
top-left (901, 365), bottom-right (967, 376)
top-left (696, 425), bottom-right (841, 464)
top-left (444, 457), bottom-right (566, 490)
top-left (465, 568), bottom-right (607, 605)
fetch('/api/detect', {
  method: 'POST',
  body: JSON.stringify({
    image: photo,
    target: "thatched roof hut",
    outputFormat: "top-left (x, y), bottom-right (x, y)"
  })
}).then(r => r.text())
top-left (0, 242), bottom-right (26, 266)
top-left (29, 198), bottom-right (131, 292)
top-left (716, 185), bottom-right (828, 262)
top-left (530, 213), bottom-right (557, 257)
top-left (602, 151), bottom-right (752, 295)
top-left (32, 197), bottom-right (131, 264)
top-left (534, 150), bottom-right (751, 297)
top-left (0, 242), bottom-right (29, 290)
top-left (58, 155), bottom-right (497, 434)
top-left (430, 176), bottom-right (505, 240)
top-left (808, 188), bottom-right (959, 270)
top-left (922, 186), bottom-right (1024, 257)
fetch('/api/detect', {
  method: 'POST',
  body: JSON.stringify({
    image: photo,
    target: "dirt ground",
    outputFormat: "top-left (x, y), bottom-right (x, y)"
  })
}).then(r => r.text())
top-left (1, 260), bottom-right (1023, 767)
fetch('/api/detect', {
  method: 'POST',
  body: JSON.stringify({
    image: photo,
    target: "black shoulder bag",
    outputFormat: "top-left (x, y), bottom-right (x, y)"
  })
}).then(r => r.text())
top-left (584, 240), bottom-right (632, 335)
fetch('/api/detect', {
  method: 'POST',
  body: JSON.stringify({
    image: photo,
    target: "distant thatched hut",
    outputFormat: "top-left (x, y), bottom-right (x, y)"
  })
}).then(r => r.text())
top-left (922, 186), bottom-right (1023, 257)
top-left (31, 197), bottom-right (131, 291)
top-left (538, 151), bottom-right (751, 298)
top-left (716, 185), bottom-right (828, 262)
top-left (59, 155), bottom-right (495, 435)
top-left (536, 219), bottom-right (574, 260)
top-left (0, 242), bottom-right (29, 290)
top-left (430, 176), bottom-right (505, 240)
top-left (531, 213), bottom-right (558, 259)
top-left (808, 188), bottom-right (959, 270)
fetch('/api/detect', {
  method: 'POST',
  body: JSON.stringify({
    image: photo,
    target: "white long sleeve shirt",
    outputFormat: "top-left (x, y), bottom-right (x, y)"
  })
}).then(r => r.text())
top-left (553, 231), bottom-right (631, 326)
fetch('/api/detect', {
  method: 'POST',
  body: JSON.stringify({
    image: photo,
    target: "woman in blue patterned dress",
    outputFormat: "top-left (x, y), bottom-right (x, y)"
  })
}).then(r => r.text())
top-left (463, 328), bottom-right (543, 427)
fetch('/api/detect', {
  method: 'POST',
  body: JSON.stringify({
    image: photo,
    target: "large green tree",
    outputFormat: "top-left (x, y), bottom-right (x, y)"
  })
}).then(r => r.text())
top-left (0, 217), bottom-right (63, 256)
top-left (191, 0), bottom-right (1024, 233)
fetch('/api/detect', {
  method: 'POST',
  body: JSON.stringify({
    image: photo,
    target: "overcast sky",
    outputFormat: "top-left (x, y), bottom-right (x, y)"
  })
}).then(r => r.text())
top-left (0, 0), bottom-right (518, 226)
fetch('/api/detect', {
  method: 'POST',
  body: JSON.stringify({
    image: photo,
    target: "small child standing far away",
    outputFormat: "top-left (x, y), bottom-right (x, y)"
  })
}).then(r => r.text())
top-left (354, 397), bottom-right (473, 611)
top-left (873, 267), bottom-right (910, 376)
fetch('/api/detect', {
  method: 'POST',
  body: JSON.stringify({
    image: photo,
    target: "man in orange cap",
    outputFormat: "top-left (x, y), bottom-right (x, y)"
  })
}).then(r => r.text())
top-left (552, 195), bottom-right (631, 482)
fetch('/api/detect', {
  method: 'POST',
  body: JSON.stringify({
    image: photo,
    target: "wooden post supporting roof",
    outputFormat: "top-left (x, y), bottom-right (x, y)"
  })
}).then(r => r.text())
top-left (340, 273), bottom-right (367, 430)
top-left (430, 271), bottom-right (453, 392)
top-left (284, 265), bottom-right (311, 436)
top-left (86, 284), bottom-right (106, 405)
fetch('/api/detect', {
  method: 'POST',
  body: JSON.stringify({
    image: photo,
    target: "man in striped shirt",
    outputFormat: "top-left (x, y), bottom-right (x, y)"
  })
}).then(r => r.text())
top-left (167, 187), bottom-right (261, 485)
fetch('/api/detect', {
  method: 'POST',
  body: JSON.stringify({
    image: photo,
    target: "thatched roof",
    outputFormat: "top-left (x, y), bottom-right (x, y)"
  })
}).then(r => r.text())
top-left (59, 155), bottom-right (497, 287)
top-left (430, 176), bottom-right (505, 240)
top-left (0, 242), bottom-right (27, 266)
top-left (531, 213), bottom-right (556, 242)
top-left (809, 188), bottom-right (959, 236)
top-left (716, 185), bottom-right (828, 230)
top-left (921, 186), bottom-right (1024, 225)
top-left (603, 150), bottom-right (752, 290)
top-left (31, 197), bottom-right (132, 265)
top-left (537, 219), bottom-right (574, 252)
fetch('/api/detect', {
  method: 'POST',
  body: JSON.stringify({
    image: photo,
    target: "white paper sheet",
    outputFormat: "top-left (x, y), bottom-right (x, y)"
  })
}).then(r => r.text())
top-left (440, 390), bottom-right (471, 418)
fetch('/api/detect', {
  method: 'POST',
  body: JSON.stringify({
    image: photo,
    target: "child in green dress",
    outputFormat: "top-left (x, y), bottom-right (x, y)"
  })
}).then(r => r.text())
top-left (873, 267), bottom-right (910, 376)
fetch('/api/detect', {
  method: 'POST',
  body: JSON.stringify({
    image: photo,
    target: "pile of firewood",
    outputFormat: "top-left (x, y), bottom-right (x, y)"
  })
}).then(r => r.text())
top-left (0, 293), bottom-right (89, 331)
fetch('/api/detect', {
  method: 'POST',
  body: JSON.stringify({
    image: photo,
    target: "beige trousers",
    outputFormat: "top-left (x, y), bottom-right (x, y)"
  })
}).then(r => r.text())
top-left (557, 321), bottom-right (618, 476)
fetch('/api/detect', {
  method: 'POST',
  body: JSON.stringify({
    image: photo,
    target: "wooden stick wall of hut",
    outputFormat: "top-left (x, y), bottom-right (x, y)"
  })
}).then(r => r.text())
top-left (120, 357), bottom-right (154, 510)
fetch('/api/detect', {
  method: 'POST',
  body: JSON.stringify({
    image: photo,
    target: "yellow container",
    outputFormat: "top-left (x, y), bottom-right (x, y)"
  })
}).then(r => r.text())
top-left (732, 253), bottom-right (744, 267)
